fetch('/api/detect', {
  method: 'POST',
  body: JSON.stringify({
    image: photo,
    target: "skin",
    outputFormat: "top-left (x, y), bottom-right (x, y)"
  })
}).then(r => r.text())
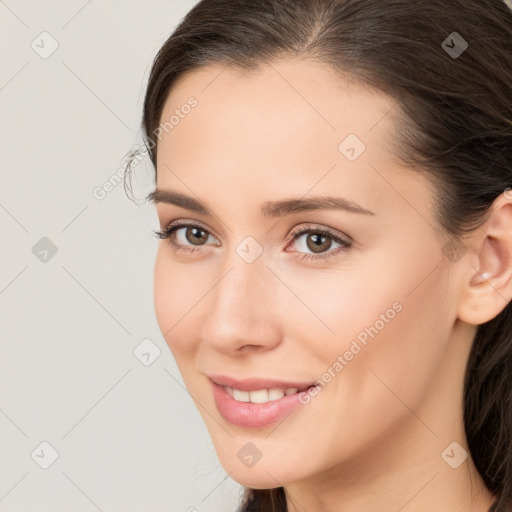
top-left (151, 57), bottom-right (512, 512)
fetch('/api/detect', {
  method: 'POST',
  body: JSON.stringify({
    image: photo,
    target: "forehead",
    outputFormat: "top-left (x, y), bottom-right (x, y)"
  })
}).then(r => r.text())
top-left (157, 57), bottom-right (398, 166)
top-left (153, 58), bottom-right (428, 221)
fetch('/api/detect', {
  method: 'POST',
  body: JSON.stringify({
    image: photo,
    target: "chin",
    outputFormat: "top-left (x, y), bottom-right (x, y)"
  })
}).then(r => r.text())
top-left (216, 455), bottom-right (294, 489)
top-left (230, 471), bottom-right (287, 489)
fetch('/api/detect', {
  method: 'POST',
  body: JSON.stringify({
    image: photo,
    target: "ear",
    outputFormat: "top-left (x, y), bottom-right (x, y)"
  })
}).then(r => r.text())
top-left (457, 190), bottom-right (512, 325)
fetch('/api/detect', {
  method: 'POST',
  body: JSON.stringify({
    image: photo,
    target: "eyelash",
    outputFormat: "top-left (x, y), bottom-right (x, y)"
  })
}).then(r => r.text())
top-left (152, 221), bottom-right (353, 261)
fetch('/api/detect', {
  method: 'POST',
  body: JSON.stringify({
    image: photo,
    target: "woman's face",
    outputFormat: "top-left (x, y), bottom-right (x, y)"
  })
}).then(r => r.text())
top-left (152, 58), bottom-right (465, 488)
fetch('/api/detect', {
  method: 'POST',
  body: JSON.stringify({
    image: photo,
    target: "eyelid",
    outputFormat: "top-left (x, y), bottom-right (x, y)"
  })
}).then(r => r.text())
top-left (156, 218), bottom-right (354, 264)
top-left (165, 219), bottom-right (221, 244)
top-left (286, 222), bottom-right (353, 245)
top-left (161, 219), bottom-right (352, 247)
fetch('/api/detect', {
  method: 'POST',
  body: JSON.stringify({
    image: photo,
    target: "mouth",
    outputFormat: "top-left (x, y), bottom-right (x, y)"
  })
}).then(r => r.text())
top-left (222, 384), bottom-right (314, 404)
top-left (209, 377), bottom-right (320, 428)
top-left (209, 374), bottom-right (316, 391)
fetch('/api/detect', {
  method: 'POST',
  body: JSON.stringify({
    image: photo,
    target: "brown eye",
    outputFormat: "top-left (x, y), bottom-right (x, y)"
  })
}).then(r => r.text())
top-left (184, 226), bottom-right (209, 245)
top-left (287, 226), bottom-right (353, 262)
top-left (153, 221), bottom-right (352, 261)
top-left (305, 232), bottom-right (333, 253)
top-left (153, 221), bottom-right (219, 255)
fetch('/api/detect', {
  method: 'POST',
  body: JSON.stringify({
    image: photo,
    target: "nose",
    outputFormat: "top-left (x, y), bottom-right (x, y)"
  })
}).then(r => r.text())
top-left (199, 250), bottom-right (282, 355)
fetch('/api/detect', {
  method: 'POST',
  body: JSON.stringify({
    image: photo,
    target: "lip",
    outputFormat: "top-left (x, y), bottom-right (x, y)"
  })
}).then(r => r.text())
top-left (208, 374), bottom-right (315, 392)
top-left (210, 380), bottom-right (311, 428)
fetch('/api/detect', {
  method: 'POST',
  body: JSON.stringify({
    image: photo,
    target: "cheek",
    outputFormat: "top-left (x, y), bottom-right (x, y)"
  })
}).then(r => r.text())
top-left (273, 259), bottom-right (407, 361)
top-left (153, 248), bottom-right (200, 356)
top-left (287, 235), bottom-right (449, 389)
top-left (153, 248), bottom-right (172, 335)
top-left (282, 263), bottom-right (452, 468)
top-left (314, 255), bottom-right (451, 426)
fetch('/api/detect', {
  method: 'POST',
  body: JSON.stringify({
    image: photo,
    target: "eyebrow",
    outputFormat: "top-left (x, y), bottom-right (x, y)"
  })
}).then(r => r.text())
top-left (146, 188), bottom-right (376, 217)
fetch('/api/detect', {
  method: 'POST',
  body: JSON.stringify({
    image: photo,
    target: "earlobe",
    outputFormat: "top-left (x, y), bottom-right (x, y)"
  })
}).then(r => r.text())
top-left (456, 193), bottom-right (512, 326)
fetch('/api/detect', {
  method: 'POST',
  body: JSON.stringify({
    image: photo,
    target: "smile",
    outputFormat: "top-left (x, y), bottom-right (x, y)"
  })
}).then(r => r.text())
top-left (223, 386), bottom-right (307, 403)
top-left (211, 380), bottom-right (319, 428)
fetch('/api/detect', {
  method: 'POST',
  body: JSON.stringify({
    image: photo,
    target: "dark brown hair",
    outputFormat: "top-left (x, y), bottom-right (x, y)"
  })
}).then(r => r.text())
top-left (126, 0), bottom-right (512, 510)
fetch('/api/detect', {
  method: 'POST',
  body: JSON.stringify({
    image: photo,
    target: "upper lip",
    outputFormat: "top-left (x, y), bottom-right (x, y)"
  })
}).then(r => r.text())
top-left (209, 374), bottom-right (315, 392)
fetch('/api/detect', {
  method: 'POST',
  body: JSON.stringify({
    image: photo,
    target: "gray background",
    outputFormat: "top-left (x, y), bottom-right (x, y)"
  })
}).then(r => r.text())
top-left (0, 1), bottom-right (242, 510)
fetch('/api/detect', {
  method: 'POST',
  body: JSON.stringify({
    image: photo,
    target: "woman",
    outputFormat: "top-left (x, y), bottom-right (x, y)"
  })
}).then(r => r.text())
top-left (125, 0), bottom-right (512, 510)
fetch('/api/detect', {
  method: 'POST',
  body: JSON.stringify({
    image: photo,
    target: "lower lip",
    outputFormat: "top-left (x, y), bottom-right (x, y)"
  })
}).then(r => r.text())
top-left (211, 380), bottom-right (310, 428)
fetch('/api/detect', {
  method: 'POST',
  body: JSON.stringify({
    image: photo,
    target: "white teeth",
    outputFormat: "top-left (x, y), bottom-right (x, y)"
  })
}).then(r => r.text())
top-left (227, 386), bottom-right (301, 403)
top-left (268, 388), bottom-right (285, 401)
top-left (248, 389), bottom-right (269, 403)
top-left (233, 389), bottom-right (250, 402)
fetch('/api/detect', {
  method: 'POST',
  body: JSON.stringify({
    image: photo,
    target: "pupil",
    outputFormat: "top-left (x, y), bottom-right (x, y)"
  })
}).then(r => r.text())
top-left (308, 233), bottom-right (330, 253)
top-left (188, 227), bottom-right (207, 245)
